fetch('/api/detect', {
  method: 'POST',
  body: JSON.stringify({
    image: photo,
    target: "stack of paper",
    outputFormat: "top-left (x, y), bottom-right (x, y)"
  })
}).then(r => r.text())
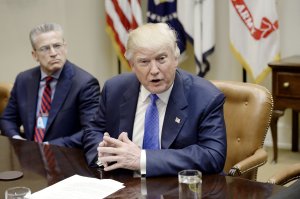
top-left (31, 174), bottom-right (125, 199)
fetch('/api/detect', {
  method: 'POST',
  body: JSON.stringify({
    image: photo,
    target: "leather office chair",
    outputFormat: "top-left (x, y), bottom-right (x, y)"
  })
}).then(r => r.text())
top-left (0, 82), bottom-right (12, 115)
top-left (0, 83), bottom-right (25, 135)
top-left (0, 82), bottom-right (13, 135)
top-left (211, 80), bottom-right (273, 180)
top-left (267, 163), bottom-right (300, 185)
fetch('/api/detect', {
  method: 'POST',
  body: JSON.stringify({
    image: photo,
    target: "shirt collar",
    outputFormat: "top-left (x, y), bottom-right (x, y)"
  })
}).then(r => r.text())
top-left (40, 67), bottom-right (62, 81)
top-left (140, 83), bottom-right (174, 104)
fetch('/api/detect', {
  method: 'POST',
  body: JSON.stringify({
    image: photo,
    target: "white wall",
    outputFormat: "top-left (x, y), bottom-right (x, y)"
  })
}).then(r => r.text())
top-left (0, 0), bottom-right (116, 87)
top-left (1, 0), bottom-right (300, 149)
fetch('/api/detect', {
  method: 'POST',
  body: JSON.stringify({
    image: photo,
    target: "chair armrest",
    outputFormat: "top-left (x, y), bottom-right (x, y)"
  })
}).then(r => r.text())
top-left (228, 148), bottom-right (268, 176)
top-left (267, 163), bottom-right (300, 185)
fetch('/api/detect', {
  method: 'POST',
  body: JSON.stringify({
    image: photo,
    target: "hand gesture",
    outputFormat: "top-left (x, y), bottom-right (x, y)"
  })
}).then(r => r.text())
top-left (98, 132), bottom-right (141, 171)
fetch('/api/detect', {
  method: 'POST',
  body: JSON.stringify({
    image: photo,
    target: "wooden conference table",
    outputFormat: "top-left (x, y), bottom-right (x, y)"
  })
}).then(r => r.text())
top-left (0, 135), bottom-right (285, 198)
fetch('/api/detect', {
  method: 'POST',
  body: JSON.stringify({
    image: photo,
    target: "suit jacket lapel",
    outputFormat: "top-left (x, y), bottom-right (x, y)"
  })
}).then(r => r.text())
top-left (119, 76), bottom-right (140, 140)
top-left (27, 68), bottom-right (41, 139)
top-left (46, 61), bottom-right (74, 132)
top-left (161, 71), bottom-right (188, 149)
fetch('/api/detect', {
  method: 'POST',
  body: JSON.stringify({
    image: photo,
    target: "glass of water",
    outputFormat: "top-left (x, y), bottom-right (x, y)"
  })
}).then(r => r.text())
top-left (178, 170), bottom-right (202, 199)
top-left (5, 187), bottom-right (31, 199)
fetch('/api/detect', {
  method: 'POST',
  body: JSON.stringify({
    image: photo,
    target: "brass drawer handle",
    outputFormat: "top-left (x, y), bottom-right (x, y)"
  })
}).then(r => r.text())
top-left (283, 82), bottom-right (290, 88)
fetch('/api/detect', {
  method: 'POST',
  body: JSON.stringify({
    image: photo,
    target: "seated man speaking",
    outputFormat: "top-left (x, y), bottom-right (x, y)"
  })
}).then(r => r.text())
top-left (83, 23), bottom-right (227, 177)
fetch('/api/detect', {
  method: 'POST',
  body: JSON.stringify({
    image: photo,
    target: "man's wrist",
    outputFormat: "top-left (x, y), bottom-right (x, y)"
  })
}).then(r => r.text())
top-left (12, 135), bottom-right (25, 140)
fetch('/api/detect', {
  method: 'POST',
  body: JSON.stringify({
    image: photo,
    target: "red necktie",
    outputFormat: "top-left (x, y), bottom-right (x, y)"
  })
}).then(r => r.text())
top-left (34, 76), bottom-right (53, 142)
top-left (42, 144), bottom-right (59, 185)
top-left (43, 144), bottom-right (56, 171)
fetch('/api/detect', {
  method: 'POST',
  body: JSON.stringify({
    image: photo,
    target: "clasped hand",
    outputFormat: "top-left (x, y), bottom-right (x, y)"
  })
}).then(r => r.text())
top-left (97, 132), bottom-right (141, 171)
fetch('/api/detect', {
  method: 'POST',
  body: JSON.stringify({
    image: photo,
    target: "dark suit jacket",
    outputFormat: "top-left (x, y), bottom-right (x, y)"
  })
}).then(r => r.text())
top-left (0, 60), bottom-right (100, 147)
top-left (83, 69), bottom-right (226, 176)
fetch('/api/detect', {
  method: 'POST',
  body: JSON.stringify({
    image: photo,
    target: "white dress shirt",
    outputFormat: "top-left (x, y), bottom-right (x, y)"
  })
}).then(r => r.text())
top-left (132, 84), bottom-right (173, 176)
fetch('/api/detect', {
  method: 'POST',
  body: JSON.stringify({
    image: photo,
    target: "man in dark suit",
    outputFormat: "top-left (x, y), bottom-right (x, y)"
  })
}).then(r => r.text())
top-left (0, 23), bottom-right (100, 147)
top-left (83, 23), bottom-right (226, 177)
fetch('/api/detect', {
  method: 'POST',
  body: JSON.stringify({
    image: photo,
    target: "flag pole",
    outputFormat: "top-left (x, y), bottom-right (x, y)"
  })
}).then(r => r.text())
top-left (118, 58), bottom-right (121, 74)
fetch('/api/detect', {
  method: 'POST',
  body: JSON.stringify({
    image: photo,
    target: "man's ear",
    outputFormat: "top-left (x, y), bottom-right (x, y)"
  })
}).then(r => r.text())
top-left (64, 42), bottom-right (68, 54)
top-left (175, 57), bottom-right (179, 68)
top-left (31, 50), bottom-right (39, 62)
top-left (129, 60), bottom-right (135, 72)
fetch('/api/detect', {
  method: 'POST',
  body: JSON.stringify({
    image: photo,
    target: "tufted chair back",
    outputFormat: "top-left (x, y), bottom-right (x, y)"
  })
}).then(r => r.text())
top-left (211, 80), bottom-right (273, 180)
top-left (0, 83), bottom-right (13, 116)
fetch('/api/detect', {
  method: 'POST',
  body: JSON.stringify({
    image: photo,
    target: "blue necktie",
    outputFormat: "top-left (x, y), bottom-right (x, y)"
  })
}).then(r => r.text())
top-left (143, 94), bottom-right (159, 149)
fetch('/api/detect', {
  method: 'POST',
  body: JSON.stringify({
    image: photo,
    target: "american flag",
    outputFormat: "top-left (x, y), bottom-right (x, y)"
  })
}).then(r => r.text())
top-left (105, 0), bottom-right (143, 70)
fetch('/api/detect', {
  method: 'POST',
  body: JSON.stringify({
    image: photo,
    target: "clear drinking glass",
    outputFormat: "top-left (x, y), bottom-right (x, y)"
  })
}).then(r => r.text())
top-left (178, 170), bottom-right (202, 199)
top-left (5, 187), bottom-right (31, 199)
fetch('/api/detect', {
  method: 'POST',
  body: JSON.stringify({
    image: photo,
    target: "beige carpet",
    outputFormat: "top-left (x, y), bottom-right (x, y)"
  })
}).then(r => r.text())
top-left (257, 146), bottom-right (300, 185)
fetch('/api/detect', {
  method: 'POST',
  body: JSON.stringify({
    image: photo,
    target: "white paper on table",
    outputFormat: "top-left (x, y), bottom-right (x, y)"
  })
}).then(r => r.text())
top-left (30, 174), bottom-right (125, 199)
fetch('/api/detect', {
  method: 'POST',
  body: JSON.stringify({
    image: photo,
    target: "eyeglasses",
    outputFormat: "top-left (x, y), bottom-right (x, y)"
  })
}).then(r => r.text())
top-left (36, 43), bottom-right (65, 54)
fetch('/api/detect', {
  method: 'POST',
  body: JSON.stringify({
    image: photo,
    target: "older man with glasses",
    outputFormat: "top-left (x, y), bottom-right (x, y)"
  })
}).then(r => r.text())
top-left (0, 22), bottom-right (100, 148)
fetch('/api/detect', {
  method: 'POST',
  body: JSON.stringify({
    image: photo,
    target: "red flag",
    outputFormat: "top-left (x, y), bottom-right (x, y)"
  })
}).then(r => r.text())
top-left (105, 0), bottom-right (143, 69)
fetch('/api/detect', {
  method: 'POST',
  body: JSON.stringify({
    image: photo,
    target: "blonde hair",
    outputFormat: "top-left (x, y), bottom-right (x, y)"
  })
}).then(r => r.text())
top-left (124, 23), bottom-right (180, 61)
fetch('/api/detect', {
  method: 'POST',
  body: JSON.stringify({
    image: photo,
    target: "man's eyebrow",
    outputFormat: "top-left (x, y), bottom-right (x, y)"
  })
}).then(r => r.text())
top-left (156, 52), bottom-right (168, 56)
top-left (136, 57), bottom-right (148, 61)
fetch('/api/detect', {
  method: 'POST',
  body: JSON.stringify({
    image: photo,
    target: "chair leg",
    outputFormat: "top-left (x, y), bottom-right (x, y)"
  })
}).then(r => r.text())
top-left (270, 110), bottom-right (284, 164)
top-left (292, 110), bottom-right (299, 152)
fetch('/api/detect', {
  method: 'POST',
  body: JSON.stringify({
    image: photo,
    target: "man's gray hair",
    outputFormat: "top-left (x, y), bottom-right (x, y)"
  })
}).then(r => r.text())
top-left (29, 23), bottom-right (64, 49)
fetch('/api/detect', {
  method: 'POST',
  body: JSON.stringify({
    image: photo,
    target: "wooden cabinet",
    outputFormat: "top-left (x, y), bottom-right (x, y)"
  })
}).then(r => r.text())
top-left (269, 55), bottom-right (300, 163)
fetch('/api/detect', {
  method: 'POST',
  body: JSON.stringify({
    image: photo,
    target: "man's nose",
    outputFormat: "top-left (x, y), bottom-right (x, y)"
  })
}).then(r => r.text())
top-left (49, 46), bottom-right (58, 55)
top-left (149, 60), bottom-right (160, 73)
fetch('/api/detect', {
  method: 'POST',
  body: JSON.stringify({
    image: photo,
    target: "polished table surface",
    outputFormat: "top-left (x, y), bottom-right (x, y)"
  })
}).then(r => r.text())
top-left (0, 135), bottom-right (285, 198)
